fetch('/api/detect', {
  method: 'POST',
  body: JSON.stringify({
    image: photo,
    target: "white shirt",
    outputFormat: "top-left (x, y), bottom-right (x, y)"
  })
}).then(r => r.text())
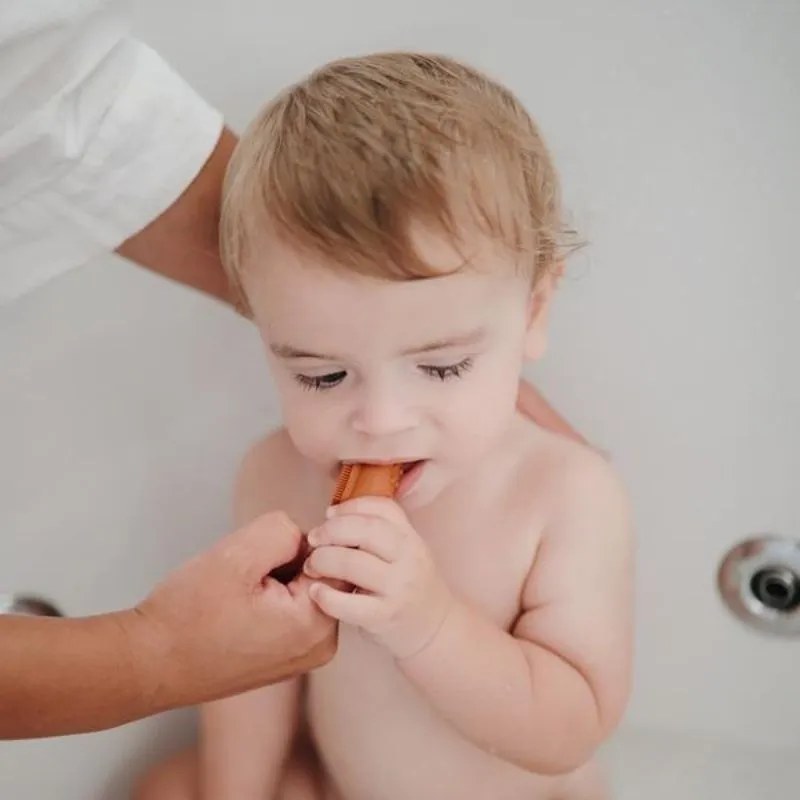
top-left (0, 0), bottom-right (223, 305)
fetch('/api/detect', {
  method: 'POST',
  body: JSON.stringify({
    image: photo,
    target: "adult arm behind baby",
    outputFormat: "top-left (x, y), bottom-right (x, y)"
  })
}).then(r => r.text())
top-left (516, 379), bottom-right (589, 448)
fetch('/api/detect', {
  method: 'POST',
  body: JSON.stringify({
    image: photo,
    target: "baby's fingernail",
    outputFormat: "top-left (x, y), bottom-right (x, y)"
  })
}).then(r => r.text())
top-left (325, 505), bottom-right (338, 518)
top-left (303, 559), bottom-right (318, 577)
top-left (307, 528), bottom-right (320, 546)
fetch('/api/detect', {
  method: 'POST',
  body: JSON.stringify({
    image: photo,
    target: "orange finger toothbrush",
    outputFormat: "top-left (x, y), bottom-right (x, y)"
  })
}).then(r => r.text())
top-left (330, 462), bottom-right (404, 506)
top-left (268, 463), bottom-right (404, 584)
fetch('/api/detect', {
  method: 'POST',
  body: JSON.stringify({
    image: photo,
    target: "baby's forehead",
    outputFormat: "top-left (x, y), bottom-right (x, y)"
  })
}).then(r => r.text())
top-left (258, 256), bottom-right (518, 317)
top-left (251, 257), bottom-right (525, 358)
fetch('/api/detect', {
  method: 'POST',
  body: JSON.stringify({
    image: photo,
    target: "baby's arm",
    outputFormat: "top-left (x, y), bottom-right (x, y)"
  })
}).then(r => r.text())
top-left (397, 452), bottom-right (633, 775)
top-left (199, 435), bottom-right (304, 799)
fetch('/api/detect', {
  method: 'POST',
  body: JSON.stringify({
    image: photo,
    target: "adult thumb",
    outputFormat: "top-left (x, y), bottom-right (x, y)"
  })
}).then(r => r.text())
top-left (222, 510), bottom-right (306, 584)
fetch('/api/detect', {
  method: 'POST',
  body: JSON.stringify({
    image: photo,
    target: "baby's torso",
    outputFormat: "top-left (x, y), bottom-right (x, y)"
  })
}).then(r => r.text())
top-left (307, 509), bottom-right (560, 800)
top-left (257, 423), bottom-right (598, 800)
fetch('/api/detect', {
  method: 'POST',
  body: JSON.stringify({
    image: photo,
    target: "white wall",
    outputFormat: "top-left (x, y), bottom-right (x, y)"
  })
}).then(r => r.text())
top-left (1, 0), bottom-right (798, 797)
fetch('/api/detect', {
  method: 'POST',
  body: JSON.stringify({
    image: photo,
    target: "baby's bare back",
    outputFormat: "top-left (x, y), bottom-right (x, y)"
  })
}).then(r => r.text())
top-left (247, 420), bottom-right (608, 800)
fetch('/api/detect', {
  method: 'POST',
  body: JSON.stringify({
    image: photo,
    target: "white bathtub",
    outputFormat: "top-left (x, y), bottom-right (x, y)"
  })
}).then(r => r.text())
top-left (3, 719), bottom-right (797, 799)
top-left (1, 0), bottom-right (797, 798)
top-left (602, 728), bottom-right (799, 800)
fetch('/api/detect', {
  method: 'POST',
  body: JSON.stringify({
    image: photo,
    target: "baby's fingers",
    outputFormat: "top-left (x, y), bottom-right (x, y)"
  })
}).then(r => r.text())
top-left (309, 515), bottom-right (402, 562)
top-left (305, 545), bottom-right (389, 594)
top-left (328, 496), bottom-right (408, 526)
top-left (310, 583), bottom-right (381, 627)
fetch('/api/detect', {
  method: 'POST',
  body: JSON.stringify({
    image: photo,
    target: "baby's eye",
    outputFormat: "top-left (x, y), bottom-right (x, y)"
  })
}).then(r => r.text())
top-left (420, 357), bottom-right (474, 381)
top-left (294, 370), bottom-right (347, 391)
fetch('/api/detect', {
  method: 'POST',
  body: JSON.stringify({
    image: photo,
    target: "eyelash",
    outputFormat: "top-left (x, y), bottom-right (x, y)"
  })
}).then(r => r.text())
top-left (293, 357), bottom-right (474, 392)
top-left (421, 357), bottom-right (474, 382)
top-left (294, 370), bottom-right (347, 392)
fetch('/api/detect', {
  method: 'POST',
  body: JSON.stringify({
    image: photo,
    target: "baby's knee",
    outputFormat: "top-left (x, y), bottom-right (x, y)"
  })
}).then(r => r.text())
top-left (131, 748), bottom-right (197, 800)
top-left (559, 757), bottom-right (609, 800)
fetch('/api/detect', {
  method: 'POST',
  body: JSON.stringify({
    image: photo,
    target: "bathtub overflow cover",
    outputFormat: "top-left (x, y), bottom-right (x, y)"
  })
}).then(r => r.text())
top-left (718, 535), bottom-right (800, 636)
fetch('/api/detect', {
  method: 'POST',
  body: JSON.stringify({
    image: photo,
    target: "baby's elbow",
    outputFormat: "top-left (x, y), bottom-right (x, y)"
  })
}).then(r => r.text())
top-left (519, 724), bottom-right (604, 776)
top-left (518, 688), bottom-right (627, 776)
top-left (511, 651), bottom-right (632, 776)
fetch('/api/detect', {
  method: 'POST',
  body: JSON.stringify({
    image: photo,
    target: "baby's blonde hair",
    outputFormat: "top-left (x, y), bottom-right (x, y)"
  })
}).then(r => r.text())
top-left (220, 52), bottom-right (578, 313)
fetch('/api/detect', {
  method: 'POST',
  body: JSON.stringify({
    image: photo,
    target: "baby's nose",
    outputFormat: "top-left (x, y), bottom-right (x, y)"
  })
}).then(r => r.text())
top-left (350, 389), bottom-right (417, 438)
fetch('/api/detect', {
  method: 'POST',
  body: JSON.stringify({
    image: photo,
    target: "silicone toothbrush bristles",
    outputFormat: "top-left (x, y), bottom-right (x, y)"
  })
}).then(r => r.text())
top-left (330, 462), bottom-right (405, 505)
top-left (331, 463), bottom-right (355, 505)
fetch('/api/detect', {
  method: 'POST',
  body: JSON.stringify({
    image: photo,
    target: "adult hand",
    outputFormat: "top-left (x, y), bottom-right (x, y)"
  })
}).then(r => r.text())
top-left (0, 511), bottom-right (336, 739)
top-left (128, 510), bottom-right (337, 710)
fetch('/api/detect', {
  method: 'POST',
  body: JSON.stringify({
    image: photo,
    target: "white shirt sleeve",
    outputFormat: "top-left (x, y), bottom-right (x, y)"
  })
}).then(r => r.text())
top-left (0, 0), bottom-right (224, 305)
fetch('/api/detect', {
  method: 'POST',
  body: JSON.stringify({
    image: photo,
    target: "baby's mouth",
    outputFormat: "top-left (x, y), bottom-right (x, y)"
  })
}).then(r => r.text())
top-left (330, 459), bottom-right (423, 479)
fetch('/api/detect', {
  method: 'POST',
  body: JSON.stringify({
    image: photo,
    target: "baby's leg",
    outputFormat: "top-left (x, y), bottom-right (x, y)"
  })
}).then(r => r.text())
top-left (132, 744), bottom-right (328, 800)
top-left (278, 737), bottom-right (330, 800)
top-left (557, 758), bottom-right (611, 800)
top-left (131, 748), bottom-right (195, 800)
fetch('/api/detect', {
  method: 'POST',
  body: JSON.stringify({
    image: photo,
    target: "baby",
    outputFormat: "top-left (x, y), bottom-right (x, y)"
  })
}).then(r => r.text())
top-left (136, 52), bottom-right (633, 800)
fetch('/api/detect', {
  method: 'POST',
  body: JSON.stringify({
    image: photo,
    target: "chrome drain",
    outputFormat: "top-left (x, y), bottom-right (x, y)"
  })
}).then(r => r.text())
top-left (718, 535), bottom-right (800, 636)
top-left (749, 567), bottom-right (800, 612)
top-left (0, 594), bottom-right (64, 617)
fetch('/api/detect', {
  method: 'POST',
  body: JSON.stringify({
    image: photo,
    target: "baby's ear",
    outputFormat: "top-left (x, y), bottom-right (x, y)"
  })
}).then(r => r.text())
top-left (524, 265), bottom-right (560, 360)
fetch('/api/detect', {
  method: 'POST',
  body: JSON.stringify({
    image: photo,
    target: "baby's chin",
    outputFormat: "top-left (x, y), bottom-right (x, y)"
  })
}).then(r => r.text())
top-left (303, 452), bottom-right (343, 481)
top-left (298, 453), bottom-right (340, 481)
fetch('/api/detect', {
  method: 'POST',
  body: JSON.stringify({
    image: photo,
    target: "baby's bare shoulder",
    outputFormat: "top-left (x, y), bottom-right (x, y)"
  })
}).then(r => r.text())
top-left (516, 425), bottom-right (629, 540)
top-left (233, 428), bottom-right (317, 527)
top-left (238, 427), bottom-right (300, 477)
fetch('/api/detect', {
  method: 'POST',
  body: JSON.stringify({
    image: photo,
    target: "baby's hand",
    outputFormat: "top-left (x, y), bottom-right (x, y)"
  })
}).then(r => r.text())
top-left (304, 496), bottom-right (453, 659)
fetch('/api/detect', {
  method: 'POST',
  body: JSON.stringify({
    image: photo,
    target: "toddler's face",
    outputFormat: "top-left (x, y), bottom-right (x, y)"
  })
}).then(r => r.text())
top-left (245, 227), bottom-right (549, 508)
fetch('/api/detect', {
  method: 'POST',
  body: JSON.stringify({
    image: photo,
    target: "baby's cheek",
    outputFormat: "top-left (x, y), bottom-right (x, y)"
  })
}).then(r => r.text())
top-left (282, 400), bottom-right (337, 463)
top-left (445, 378), bottom-right (516, 454)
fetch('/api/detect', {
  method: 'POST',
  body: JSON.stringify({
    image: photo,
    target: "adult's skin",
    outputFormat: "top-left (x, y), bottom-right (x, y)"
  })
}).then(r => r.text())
top-left (0, 130), bottom-right (337, 740)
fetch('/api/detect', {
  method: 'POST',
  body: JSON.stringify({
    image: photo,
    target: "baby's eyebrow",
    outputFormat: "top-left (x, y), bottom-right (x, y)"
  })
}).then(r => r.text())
top-left (399, 326), bottom-right (488, 355)
top-left (269, 343), bottom-right (336, 360)
top-left (270, 326), bottom-right (487, 361)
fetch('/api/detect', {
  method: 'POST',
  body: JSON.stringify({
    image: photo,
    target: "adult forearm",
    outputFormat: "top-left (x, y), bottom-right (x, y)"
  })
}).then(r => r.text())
top-left (115, 127), bottom-right (239, 306)
top-left (0, 610), bottom-right (167, 739)
top-left (0, 510), bottom-right (339, 740)
top-left (516, 379), bottom-right (588, 446)
top-left (397, 600), bottom-right (601, 774)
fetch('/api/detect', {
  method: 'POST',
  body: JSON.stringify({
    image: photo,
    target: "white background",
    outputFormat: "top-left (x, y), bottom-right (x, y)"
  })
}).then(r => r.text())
top-left (1, 0), bottom-right (798, 797)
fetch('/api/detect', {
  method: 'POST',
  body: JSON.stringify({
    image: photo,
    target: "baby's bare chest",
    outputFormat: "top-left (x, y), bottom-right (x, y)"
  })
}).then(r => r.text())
top-left (289, 473), bottom-right (542, 622)
top-left (303, 511), bottom-right (545, 800)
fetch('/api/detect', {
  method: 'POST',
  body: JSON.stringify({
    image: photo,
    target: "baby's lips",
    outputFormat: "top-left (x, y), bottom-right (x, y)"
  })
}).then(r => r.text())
top-left (266, 536), bottom-right (312, 585)
top-left (331, 462), bottom-right (404, 504)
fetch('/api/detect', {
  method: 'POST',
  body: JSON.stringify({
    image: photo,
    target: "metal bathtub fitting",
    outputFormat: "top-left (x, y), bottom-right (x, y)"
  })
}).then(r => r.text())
top-left (718, 534), bottom-right (800, 636)
top-left (0, 593), bottom-right (64, 617)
